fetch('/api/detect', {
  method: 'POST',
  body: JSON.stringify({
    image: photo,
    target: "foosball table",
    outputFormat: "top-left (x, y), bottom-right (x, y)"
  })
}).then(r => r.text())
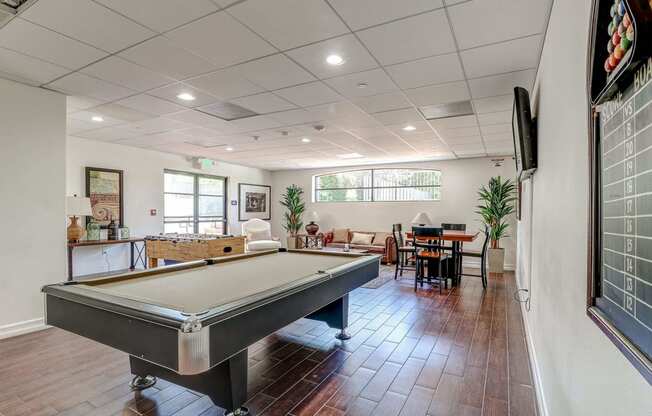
top-left (145, 233), bottom-right (246, 267)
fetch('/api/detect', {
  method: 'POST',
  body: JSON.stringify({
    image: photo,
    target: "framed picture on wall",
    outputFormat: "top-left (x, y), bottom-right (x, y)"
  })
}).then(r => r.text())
top-left (238, 183), bottom-right (271, 221)
top-left (85, 167), bottom-right (124, 228)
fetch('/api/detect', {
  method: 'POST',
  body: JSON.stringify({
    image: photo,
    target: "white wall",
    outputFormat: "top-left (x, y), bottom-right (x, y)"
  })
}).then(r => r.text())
top-left (0, 79), bottom-right (66, 338)
top-left (271, 157), bottom-right (517, 268)
top-left (517, 0), bottom-right (652, 415)
top-left (66, 136), bottom-right (272, 276)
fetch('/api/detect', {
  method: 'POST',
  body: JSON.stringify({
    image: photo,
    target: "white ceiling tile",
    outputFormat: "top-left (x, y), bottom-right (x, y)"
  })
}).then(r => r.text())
top-left (468, 69), bottom-right (536, 99)
top-left (148, 83), bottom-right (219, 108)
top-left (129, 117), bottom-right (192, 135)
top-left (0, 47), bottom-right (70, 86)
top-left (229, 92), bottom-right (296, 114)
top-left (73, 125), bottom-right (142, 141)
top-left (20, 0), bottom-right (155, 53)
top-left (166, 12), bottom-right (276, 68)
top-left (285, 34), bottom-right (378, 79)
top-left (473, 94), bottom-right (513, 114)
top-left (89, 103), bottom-right (154, 122)
top-left (324, 68), bottom-right (398, 98)
top-left (119, 36), bottom-right (217, 79)
top-left (440, 126), bottom-right (481, 138)
top-left (481, 124), bottom-right (512, 135)
top-left (329, 0), bottom-right (442, 30)
top-left (353, 92), bottom-right (411, 114)
top-left (119, 130), bottom-right (192, 147)
top-left (229, 115), bottom-right (282, 132)
top-left (237, 54), bottom-right (315, 90)
top-left (229, 0), bottom-right (349, 50)
top-left (461, 35), bottom-right (542, 79)
top-left (275, 82), bottom-right (342, 107)
top-left (373, 108), bottom-right (423, 126)
top-left (67, 118), bottom-right (101, 134)
top-left (46, 73), bottom-right (135, 101)
top-left (185, 67), bottom-right (265, 100)
top-left (0, 18), bottom-right (107, 70)
top-left (115, 94), bottom-right (187, 116)
top-left (164, 110), bottom-right (236, 132)
top-left (386, 121), bottom-right (433, 137)
top-left (268, 109), bottom-right (320, 125)
top-left (67, 96), bottom-right (105, 113)
top-left (386, 53), bottom-right (464, 89)
top-left (448, 0), bottom-right (551, 49)
top-left (405, 81), bottom-right (469, 107)
top-left (95, 0), bottom-right (218, 33)
top-left (69, 110), bottom-right (127, 128)
top-left (357, 10), bottom-right (455, 65)
top-left (430, 115), bottom-right (478, 130)
top-left (484, 135), bottom-right (513, 146)
top-left (81, 56), bottom-right (175, 91)
top-left (478, 111), bottom-right (511, 125)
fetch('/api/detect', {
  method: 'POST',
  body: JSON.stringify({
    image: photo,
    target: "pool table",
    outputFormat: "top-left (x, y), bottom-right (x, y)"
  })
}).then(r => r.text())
top-left (42, 249), bottom-right (380, 415)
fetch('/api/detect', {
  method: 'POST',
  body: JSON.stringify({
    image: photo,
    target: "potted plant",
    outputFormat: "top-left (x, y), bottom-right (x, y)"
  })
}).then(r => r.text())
top-left (280, 184), bottom-right (305, 249)
top-left (476, 176), bottom-right (516, 273)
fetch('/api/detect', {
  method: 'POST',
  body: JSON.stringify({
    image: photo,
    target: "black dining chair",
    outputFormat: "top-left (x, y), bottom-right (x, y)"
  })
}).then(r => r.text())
top-left (460, 227), bottom-right (490, 288)
top-left (412, 227), bottom-right (449, 293)
top-left (392, 224), bottom-right (415, 279)
top-left (441, 223), bottom-right (467, 280)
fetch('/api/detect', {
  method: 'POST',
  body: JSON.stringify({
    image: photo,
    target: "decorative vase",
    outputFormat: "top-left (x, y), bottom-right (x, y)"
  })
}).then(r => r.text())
top-left (120, 227), bottom-right (130, 239)
top-left (287, 236), bottom-right (297, 250)
top-left (67, 216), bottom-right (85, 243)
top-left (86, 221), bottom-right (100, 241)
top-left (305, 222), bottom-right (319, 235)
top-left (107, 219), bottom-right (119, 241)
top-left (488, 248), bottom-right (505, 274)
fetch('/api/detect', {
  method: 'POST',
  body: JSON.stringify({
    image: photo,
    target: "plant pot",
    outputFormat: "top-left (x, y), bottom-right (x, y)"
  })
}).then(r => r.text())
top-left (287, 236), bottom-right (297, 250)
top-left (488, 248), bottom-right (505, 274)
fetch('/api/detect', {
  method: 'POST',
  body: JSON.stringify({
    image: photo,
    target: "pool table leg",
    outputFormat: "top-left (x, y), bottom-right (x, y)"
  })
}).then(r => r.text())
top-left (129, 350), bottom-right (248, 415)
top-left (306, 294), bottom-right (350, 340)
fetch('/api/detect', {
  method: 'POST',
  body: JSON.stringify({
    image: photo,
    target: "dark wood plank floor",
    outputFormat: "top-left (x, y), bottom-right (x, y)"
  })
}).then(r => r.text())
top-left (0, 267), bottom-right (538, 416)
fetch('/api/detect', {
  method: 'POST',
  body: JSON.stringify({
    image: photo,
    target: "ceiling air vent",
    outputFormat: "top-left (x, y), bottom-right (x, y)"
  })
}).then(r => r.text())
top-left (419, 100), bottom-right (474, 120)
top-left (198, 101), bottom-right (258, 121)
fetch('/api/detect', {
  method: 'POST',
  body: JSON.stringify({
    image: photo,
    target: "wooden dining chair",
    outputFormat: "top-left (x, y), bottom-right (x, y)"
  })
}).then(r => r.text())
top-left (441, 223), bottom-right (466, 279)
top-left (392, 223), bottom-right (415, 279)
top-left (412, 227), bottom-right (448, 293)
top-left (460, 227), bottom-right (489, 288)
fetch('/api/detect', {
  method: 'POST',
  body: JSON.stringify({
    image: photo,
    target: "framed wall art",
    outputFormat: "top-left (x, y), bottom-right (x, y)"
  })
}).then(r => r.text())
top-left (85, 167), bottom-right (124, 228)
top-left (238, 183), bottom-right (271, 221)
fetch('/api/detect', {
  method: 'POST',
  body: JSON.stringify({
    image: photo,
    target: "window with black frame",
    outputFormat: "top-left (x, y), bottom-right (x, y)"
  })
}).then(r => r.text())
top-left (163, 170), bottom-right (227, 234)
top-left (314, 168), bottom-right (441, 202)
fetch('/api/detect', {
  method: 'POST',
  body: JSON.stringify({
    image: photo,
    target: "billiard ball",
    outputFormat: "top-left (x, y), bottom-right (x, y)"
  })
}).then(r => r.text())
top-left (621, 35), bottom-right (632, 50)
top-left (618, 22), bottom-right (626, 35)
top-left (626, 25), bottom-right (634, 41)
top-left (608, 21), bottom-right (615, 36)
top-left (613, 13), bottom-right (622, 26)
top-left (614, 44), bottom-right (625, 59)
top-left (605, 58), bottom-right (613, 72)
top-left (623, 13), bottom-right (631, 28)
top-left (609, 54), bottom-right (620, 69)
top-left (612, 31), bottom-right (621, 46)
top-left (610, 3), bottom-right (617, 17)
top-left (608, 40), bottom-right (615, 54)
top-left (618, 0), bottom-right (626, 16)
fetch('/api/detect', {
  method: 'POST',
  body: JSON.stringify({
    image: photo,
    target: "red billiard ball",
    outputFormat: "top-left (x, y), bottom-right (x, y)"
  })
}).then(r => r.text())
top-left (605, 58), bottom-right (613, 72)
top-left (609, 54), bottom-right (620, 68)
top-left (623, 13), bottom-right (631, 28)
top-left (612, 31), bottom-right (621, 46)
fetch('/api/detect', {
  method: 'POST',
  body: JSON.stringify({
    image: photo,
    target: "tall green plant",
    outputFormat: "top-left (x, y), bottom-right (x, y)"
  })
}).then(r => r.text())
top-left (280, 184), bottom-right (305, 236)
top-left (476, 176), bottom-right (516, 249)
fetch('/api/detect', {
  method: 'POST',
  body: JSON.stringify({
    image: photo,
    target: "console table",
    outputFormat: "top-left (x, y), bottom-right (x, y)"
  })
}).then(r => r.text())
top-left (295, 233), bottom-right (324, 249)
top-left (67, 238), bottom-right (147, 281)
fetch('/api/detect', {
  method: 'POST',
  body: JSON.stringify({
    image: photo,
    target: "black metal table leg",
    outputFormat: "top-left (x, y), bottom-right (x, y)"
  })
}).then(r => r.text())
top-left (130, 242), bottom-right (135, 270)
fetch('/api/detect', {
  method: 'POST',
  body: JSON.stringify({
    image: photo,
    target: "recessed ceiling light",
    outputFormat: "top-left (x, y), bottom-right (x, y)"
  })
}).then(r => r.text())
top-left (301, 137), bottom-right (311, 143)
top-left (177, 92), bottom-right (196, 101)
top-left (91, 116), bottom-right (104, 122)
top-left (337, 153), bottom-right (364, 159)
top-left (225, 146), bottom-right (234, 151)
top-left (357, 82), bottom-right (368, 88)
top-left (402, 125), bottom-right (416, 131)
top-left (326, 54), bottom-right (344, 66)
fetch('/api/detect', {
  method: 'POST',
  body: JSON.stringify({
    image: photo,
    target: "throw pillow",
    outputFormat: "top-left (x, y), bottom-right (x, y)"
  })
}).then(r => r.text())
top-left (372, 232), bottom-right (390, 246)
top-left (351, 232), bottom-right (374, 245)
top-left (247, 228), bottom-right (271, 241)
top-left (332, 228), bottom-right (350, 243)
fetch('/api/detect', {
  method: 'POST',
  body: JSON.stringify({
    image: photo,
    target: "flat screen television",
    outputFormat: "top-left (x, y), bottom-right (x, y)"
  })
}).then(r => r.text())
top-left (512, 87), bottom-right (537, 179)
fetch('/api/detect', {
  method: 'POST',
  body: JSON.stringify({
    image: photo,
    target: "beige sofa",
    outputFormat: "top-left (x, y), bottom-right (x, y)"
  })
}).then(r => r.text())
top-left (324, 229), bottom-right (396, 264)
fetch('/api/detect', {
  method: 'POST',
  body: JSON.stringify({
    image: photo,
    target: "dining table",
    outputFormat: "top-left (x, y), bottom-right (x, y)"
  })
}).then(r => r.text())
top-left (406, 230), bottom-right (479, 285)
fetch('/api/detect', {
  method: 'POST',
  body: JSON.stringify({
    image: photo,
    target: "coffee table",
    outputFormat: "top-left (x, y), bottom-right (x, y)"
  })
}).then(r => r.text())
top-left (317, 246), bottom-right (369, 254)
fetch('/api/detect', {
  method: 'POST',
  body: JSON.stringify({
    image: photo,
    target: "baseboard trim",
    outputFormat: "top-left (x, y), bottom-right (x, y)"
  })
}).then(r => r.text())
top-left (517, 289), bottom-right (549, 416)
top-left (0, 318), bottom-right (47, 340)
top-left (462, 260), bottom-right (515, 271)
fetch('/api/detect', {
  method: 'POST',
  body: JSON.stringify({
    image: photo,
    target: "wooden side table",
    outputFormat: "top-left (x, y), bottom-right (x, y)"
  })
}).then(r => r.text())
top-left (295, 233), bottom-right (324, 249)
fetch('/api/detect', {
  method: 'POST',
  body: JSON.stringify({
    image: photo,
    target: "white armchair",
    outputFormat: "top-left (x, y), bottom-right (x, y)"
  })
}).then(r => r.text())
top-left (241, 219), bottom-right (282, 251)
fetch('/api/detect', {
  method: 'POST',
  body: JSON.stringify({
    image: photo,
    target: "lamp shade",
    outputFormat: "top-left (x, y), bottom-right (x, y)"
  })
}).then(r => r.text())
top-left (66, 195), bottom-right (92, 216)
top-left (411, 212), bottom-right (432, 225)
top-left (306, 211), bottom-right (320, 223)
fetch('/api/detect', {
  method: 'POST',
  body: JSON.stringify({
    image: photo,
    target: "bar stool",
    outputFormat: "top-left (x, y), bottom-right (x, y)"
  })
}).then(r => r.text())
top-left (392, 223), bottom-right (415, 279)
top-left (412, 227), bottom-right (449, 293)
top-left (460, 227), bottom-right (489, 288)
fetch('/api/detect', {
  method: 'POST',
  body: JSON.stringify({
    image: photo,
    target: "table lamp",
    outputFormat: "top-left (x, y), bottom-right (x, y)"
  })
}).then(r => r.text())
top-left (305, 211), bottom-right (320, 235)
top-left (411, 212), bottom-right (432, 226)
top-left (66, 194), bottom-right (92, 243)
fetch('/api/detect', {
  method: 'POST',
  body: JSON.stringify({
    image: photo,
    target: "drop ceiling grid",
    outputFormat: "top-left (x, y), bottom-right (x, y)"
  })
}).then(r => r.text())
top-left (0, 0), bottom-right (551, 169)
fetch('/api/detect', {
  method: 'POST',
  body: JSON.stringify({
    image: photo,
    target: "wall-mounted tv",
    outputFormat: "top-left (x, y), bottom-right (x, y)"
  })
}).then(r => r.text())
top-left (512, 87), bottom-right (537, 179)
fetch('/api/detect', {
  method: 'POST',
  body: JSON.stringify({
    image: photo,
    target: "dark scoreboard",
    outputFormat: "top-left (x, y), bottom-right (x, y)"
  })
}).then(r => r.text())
top-left (588, 0), bottom-right (652, 384)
